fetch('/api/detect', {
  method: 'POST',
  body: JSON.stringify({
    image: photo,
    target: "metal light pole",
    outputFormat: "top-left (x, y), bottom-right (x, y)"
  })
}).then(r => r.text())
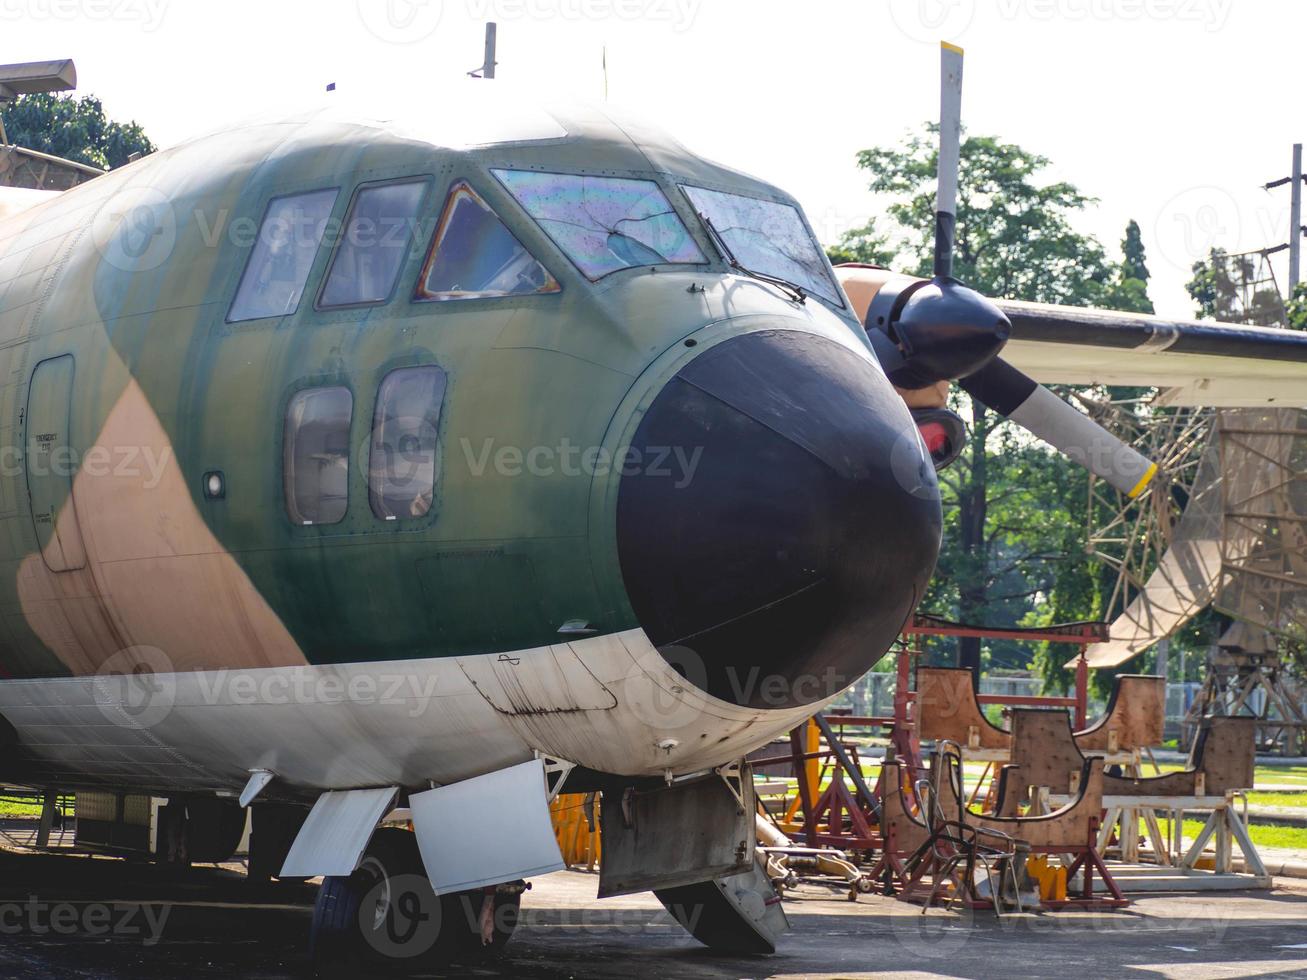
top-left (1291, 143), bottom-right (1302, 293)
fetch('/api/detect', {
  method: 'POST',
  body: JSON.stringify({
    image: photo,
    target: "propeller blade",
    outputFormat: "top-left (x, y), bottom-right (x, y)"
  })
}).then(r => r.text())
top-left (935, 41), bottom-right (964, 279)
top-left (959, 358), bottom-right (1159, 499)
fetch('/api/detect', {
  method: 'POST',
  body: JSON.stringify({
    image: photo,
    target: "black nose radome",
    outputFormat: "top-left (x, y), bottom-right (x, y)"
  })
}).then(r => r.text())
top-left (616, 329), bottom-right (943, 710)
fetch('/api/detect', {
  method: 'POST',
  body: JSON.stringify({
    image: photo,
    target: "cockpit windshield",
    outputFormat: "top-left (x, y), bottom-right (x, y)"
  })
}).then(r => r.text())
top-left (492, 169), bottom-right (706, 280)
top-left (680, 185), bottom-right (842, 306)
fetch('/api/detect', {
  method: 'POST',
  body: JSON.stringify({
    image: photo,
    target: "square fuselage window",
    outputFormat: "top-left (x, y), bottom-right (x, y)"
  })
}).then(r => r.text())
top-left (320, 180), bottom-right (428, 308)
top-left (230, 188), bottom-right (339, 322)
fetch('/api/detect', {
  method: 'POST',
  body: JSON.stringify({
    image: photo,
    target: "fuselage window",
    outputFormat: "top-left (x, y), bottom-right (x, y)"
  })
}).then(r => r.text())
top-left (680, 185), bottom-right (843, 306)
top-left (491, 169), bottom-right (705, 280)
top-left (369, 366), bottom-right (447, 521)
top-left (284, 386), bottom-right (352, 525)
top-left (416, 180), bottom-right (560, 301)
top-left (229, 188), bottom-right (339, 322)
top-left (320, 179), bottom-right (428, 308)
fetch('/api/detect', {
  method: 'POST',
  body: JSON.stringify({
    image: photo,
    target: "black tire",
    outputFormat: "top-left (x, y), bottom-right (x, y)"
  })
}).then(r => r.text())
top-left (310, 828), bottom-right (443, 973)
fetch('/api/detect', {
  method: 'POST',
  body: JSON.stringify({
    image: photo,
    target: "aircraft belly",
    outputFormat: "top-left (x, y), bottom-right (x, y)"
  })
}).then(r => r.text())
top-left (0, 629), bottom-right (823, 795)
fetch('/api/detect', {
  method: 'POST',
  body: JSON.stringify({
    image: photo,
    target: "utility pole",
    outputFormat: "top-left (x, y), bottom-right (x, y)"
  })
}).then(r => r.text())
top-left (1292, 143), bottom-right (1302, 293)
top-left (1263, 143), bottom-right (1306, 302)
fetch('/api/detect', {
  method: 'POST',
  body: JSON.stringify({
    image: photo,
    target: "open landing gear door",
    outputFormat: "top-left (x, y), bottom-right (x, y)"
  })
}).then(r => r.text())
top-left (409, 759), bottom-right (564, 894)
top-left (598, 767), bottom-right (754, 898)
top-left (281, 787), bottom-right (399, 878)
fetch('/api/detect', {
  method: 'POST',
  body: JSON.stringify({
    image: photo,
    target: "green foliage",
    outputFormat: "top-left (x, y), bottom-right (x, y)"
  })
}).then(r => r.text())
top-left (1286, 282), bottom-right (1307, 331)
top-left (1121, 219), bottom-right (1150, 284)
top-left (824, 219), bottom-right (897, 267)
top-left (1186, 248), bottom-right (1285, 325)
top-left (0, 93), bottom-right (153, 171)
top-left (843, 126), bottom-right (1209, 690)
top-left (856, 127), bottom-right (1137, 307)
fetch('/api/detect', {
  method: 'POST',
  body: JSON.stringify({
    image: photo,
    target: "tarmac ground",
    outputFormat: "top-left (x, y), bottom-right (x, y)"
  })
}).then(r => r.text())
top-left (2, 848), bottom-right (1307, 979)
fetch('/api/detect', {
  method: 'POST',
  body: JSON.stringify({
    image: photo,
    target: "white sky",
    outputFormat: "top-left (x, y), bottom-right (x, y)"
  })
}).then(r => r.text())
top-left (4, 0), bottom-right (1303, 318)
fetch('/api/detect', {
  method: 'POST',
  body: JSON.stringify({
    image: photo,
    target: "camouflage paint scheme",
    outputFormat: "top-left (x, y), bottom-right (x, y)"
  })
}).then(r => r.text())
top-left (0, 103), bottom-right (926, 794)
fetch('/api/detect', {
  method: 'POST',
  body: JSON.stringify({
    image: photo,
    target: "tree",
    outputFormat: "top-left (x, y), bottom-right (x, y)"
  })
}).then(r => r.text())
top-left (824, 219), bottom-right (897, 267)
top-left (0, 93), bottom-right (153, 171)
top-left (1121, 219), bottom-right (1150, 283)
top-left (1114, 219), bottom-right (1154, 314)
top-left (1286, 282), bottom-right (1307, 331)
top-left (1186, 248), bottom-right (1285, 326)
top-left (846, 126), bottom-right (1159, 679)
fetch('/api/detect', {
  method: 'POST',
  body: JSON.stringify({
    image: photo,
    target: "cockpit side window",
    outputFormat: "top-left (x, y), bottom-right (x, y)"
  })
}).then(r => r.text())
top-left (229, 188), bottom-right (339, 322)
top-left (492, 169), bottom-right (705, 280)
top-left (320, 179), bottom-right (429, 308)
top-left (284, 386), bottom-right (352, 526)
top-left (680, 185), bottom-right (843, 306)
top-left (416, 180), bottom-right (560, 301)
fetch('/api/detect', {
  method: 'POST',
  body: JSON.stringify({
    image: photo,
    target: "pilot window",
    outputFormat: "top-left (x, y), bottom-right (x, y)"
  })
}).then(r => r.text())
top-left (680, 185), bottom-right (843, 306)
top-left (417, 180), bottom-right (560, 301)
top-left (283, 386), bottom-right (352, 525)
top-left (229, 188), bottom-right (339, 322)
top-left (320, 179), bottom-right (428, 308)
top-left (491, 169), bottom-right (705, 280)
top-left (369, 366), bottom-right (447, 521)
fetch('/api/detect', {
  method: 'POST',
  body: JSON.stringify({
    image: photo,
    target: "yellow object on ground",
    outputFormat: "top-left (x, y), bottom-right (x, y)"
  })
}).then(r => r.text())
top-left (550, 793), bottom-right (601, 871)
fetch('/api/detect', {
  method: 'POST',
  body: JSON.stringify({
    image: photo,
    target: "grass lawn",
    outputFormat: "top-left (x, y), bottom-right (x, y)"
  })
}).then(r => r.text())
top-left (0, 797), bottom-right (44, 818)
top-left (1153, 817), bottom-right (1307, 852)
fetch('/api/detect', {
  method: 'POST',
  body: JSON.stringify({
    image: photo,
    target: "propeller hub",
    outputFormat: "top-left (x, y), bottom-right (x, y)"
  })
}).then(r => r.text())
top-left (865, 274), bottom-right (1011, 390)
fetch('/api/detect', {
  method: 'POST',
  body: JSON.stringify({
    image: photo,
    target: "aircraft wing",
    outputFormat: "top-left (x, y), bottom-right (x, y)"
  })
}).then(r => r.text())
top-left (997, 300), bottom-right (1307, 407)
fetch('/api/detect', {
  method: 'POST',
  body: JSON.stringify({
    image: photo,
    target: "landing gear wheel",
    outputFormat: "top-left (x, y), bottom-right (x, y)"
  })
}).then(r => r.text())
top-left (310, 828), bottom-right (443, 973)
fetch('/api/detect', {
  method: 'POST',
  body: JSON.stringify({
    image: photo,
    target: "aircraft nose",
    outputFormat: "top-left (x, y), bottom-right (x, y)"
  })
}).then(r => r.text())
top-left (616, 328), bottom-right (942, 710)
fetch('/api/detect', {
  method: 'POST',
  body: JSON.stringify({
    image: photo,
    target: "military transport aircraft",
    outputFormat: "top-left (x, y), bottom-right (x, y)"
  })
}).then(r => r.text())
top-left (0, 44), bottom-right (1304, 969)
